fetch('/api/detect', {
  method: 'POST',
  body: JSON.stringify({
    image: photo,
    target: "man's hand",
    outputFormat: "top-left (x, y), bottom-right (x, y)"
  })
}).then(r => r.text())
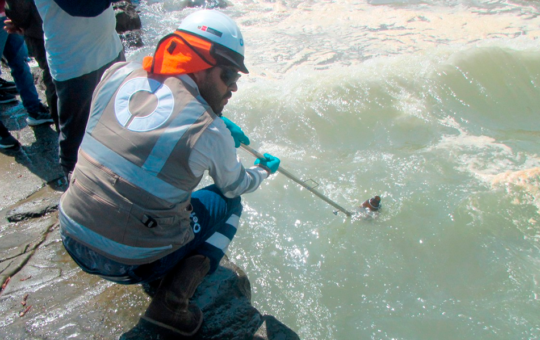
top-left (221, 116), bottom-right (250, 148)
top-left (255, 153), bottom-right (280, 174)
top-left (4, 19), bottom-right (24, 35)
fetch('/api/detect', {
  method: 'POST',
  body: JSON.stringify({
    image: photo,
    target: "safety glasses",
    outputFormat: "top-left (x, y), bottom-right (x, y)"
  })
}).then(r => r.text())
top-left (220, 67), bottom-right (241, 87)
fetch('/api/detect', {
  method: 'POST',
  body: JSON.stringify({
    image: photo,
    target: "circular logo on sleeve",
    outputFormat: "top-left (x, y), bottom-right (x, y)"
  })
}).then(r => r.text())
top-left (114, 77), bottom-right (175, 132)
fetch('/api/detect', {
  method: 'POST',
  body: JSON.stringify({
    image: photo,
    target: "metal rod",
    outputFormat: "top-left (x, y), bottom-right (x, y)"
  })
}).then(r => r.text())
top-left (240, 144), bottom-right (353, 217)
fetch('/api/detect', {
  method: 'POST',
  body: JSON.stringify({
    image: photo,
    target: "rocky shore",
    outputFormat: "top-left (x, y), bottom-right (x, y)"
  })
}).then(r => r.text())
top-left (0, 2), bottom-right (299, 339)
top-left (0, 187), bottom-right (298, 339)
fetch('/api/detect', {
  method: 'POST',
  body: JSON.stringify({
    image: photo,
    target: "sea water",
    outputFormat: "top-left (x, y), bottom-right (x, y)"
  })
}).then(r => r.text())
top-left (130, 1), bottom-right (540, 339)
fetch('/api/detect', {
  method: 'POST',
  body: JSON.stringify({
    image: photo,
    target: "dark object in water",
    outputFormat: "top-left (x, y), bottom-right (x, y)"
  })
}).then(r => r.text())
top-left (362, 196), bottom-right (381, 211)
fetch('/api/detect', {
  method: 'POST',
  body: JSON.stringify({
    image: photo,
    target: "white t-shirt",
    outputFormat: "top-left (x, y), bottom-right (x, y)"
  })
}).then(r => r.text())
top-left (34, 0), bottom-right (123, 81)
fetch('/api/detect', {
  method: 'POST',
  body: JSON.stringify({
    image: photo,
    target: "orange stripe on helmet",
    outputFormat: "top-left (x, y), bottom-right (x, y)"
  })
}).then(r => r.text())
top-left (143, 31), bottom-right (217, 75)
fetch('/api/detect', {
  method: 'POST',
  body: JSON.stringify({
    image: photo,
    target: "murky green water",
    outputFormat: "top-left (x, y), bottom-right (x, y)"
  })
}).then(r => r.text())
top-left (221, 48), bottom-right (540, 339)
top-left (133, 1), bottom-right (540, 338)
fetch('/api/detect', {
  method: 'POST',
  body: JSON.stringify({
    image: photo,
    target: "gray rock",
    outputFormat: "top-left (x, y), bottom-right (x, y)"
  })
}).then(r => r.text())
top-left (120, 256), bottom-right (300, 340)
top-left (113, 0), bottom-right (144, 48)
top-left (0, 178), bottom-right (299, 340)
top-left (0, 216), bottom-right (58, 299)
top-left (194, 257), bottom-right (262, 339)
top-left (6, 195), bottom-right (60, 222)
top-left (119, 30), bottom-right (144, 48)
top-left (254, 315), bottom-right (301, 340)
top-left (114, 1), bottom-right (142, 33)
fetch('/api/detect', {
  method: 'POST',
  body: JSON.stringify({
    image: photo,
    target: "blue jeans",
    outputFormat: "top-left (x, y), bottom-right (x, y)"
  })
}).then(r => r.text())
top-left (62, 185), bottom-right (243, 284)
top-left (0, 121), bottom-right (10, 137)
top-left (0, 16), bottom-right (42, 112)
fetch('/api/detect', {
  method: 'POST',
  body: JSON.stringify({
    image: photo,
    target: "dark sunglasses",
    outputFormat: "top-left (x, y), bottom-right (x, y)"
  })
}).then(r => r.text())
top-left (220, 67), bottom-right (241, 87)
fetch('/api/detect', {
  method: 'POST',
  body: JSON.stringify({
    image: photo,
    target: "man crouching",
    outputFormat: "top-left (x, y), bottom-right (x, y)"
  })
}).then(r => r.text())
top-left (59, 10), bottom-right (280, 337)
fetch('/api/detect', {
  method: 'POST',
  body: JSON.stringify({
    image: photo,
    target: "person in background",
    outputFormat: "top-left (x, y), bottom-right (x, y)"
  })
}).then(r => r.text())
top-left (0, 0), bottom-right (53, 126)
top-left (0, 120), bottom-right (18, 148)
top-left (0, 3), bottom-right (16, 106)
top-left (0, 76), bottom-right (16, 103)
top-left (4, 0), bottom-right (59, 131)
top-left (59, 10), bottom-right (281, 337)
top-left (33, 0), bottom-right (125, 178)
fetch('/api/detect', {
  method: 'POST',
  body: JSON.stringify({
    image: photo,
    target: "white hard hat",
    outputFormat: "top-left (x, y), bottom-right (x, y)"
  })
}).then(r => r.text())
top-left (178, 10), bottom-right (248, 73)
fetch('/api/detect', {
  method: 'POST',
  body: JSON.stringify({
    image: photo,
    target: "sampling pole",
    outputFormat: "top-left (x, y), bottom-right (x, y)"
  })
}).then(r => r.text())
top-left (240, 144), bottom-right (353, 217)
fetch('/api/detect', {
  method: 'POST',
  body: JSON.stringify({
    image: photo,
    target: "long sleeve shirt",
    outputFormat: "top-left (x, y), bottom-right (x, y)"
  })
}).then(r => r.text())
top-left (189, 116), bottom-right (268, 198)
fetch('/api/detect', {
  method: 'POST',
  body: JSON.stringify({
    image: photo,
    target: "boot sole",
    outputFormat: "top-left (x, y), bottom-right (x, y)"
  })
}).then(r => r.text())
top-left (0, 144), bottom-right (19, 149)
top-left (27, 118), bottom-right (54, 126)
top-left (0, 98), bottom-right (17, 104)
top-left (140, 308), bottom-right (203, 337)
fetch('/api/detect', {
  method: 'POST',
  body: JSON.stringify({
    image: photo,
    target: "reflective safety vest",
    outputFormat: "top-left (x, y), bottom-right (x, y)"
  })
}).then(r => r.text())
top-left (60, 62), bottom-right (217, 265)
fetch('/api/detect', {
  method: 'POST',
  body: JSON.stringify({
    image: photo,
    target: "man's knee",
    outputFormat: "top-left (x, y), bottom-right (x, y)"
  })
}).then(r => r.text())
top-left (228, 196), bottom-right (242, 214)
top-left (198, 184), bottom-right (242, 205)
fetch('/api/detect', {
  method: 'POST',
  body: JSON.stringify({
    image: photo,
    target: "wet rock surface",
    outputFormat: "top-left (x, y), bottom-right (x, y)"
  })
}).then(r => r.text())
top-left (0, 193), bottom-right (299, 339)
top-left (121, 256), bottom-right (299, 339)
top-left (119, 30), bottom-right (145, 48)
top-left (6, 193), bottom-right (60, 222)
top-left (0, 67), bottom-right (64, 209)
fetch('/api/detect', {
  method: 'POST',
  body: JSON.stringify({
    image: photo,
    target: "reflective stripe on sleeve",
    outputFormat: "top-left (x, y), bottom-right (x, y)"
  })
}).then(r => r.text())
top-left (205, 232), bottom-right (231, 252)
top-left (226, 214), bottom-right (240, 229)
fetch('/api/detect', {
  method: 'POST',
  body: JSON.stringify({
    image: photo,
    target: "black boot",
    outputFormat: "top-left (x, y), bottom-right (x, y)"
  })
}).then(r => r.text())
top-left (141, 255), bottom-right (210, 337)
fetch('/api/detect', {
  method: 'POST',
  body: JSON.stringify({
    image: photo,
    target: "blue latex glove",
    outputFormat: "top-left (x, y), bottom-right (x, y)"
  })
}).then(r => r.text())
top-left (221, 116), bottom-right (250, 148)
top-left (254, 153), bottom-right (281, 174)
